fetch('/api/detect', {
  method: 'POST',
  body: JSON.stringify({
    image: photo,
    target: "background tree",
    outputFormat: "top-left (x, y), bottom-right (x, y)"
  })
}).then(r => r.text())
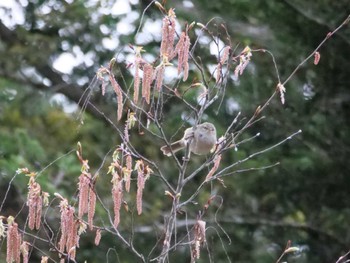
top-left (0, 0), bottom-right (349, 262)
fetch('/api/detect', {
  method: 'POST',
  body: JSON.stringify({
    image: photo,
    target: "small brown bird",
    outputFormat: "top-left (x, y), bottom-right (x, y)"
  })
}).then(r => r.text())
top-left (161, 122), bottom-right (217, 156)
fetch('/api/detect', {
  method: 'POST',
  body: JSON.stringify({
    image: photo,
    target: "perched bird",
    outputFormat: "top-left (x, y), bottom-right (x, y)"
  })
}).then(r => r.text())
top-left (161, 122), bottom-right (217, 156)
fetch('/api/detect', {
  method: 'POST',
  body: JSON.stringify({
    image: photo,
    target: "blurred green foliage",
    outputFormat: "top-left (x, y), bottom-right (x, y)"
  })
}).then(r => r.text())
top-left (0, 0), bottom-right (349, 262)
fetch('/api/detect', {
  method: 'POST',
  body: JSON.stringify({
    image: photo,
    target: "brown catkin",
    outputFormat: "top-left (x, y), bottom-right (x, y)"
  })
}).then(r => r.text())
top-left (109, 74), bottom-right (123, 121)
top-left (175, 32), bottom-right (190, 81)
top-left (95, 229), bottom-right (102, 246)
top-left (314, 51), bottom-right (321, 65)
top-left (112, 175), bottom-right (123, 228)
top-left (134, 58), bottom-right (140, 103)
top-left (155, 65), bottom-right (165, 91)
top-left (136, 160), bottom-right (150, 215)
top-left (205, 154), bottom-right (222, 181)
top-left (220, 46), bottom-right (231, 65)
top-left (58, 203), bottom-right (75, 257)
top-left (6, 220), bottom-right (21, 263)
top-left (78, 173), bottom-right (90, 218)
top-left (88, 186), bottom-right (96, 230)
top-left (21, 241), bottom-right (29, 263)
top-left (27, 181), bottom-right (42, 230)
top-left (142, 63), bottom-right (154, 104)
top-left (136, 170), bottom-right (145, 215)
top-left (125, 154), bottom-right (132, 193)
top-left (160, 9), bottom-right (176, 57)
top-left (35, 196), bottom-right (42, 230)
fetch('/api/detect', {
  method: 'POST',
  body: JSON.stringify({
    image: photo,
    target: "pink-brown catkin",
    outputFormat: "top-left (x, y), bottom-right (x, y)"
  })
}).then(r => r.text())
top-left (6, 221), bottom-right (21, 263)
